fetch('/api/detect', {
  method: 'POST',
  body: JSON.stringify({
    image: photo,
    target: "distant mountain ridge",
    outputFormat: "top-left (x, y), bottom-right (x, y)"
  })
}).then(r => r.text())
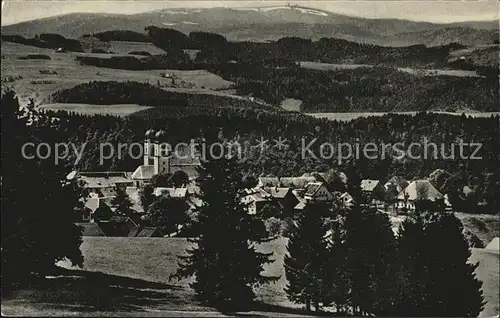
top-left (2, 6), bottom-right (498, 46)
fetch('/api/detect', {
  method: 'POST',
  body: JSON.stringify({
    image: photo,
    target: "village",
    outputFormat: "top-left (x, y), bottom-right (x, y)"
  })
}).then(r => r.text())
top-left (71, 129), bottom-right (452, 237)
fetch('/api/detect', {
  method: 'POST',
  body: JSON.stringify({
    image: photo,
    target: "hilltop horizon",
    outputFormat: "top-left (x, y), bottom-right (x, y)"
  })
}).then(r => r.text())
top-left (2, 1), bottom-right (499, 26)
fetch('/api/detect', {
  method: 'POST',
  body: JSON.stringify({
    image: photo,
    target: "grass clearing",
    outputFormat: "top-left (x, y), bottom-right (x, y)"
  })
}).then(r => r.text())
top-left (307, 112), bottom-right (500, 121)
top-left (2, 235), bottom-right (498, 316)
top-left (300, 61), bottom-right (482, 77)
top-left (1, 41), bottom-right (235, 107)
top-left (40, 103), bottom-right (152, 117)
top-left (280, 98), bottom-right (303, 112)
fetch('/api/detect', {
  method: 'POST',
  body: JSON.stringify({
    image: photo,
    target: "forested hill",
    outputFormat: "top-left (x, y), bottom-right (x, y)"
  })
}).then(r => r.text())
top-left (1, 6), bottom-right (498, 46)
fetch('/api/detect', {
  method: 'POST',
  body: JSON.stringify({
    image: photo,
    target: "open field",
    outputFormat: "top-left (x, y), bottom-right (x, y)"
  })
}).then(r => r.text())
top-left (300, 61), bottom-right (483, 77)
top-left (1, 237), bottom-right (303, 317)
top-left (307, 111), bottom-right (500, 121)
top-left (40, 103), bottom-right (152, 117)
top-left (280, 98), bottom-right (303, 112)
top-left (455, 213), bottom-right (500, 247)
top-left (106, 41), bottom-right (167, 55)
top-left (2, 235), bottom-right (498, 316)
top-left (470, 248), bottom-right (500, 317)
top-left (1, 42), bottom-right (235, 107)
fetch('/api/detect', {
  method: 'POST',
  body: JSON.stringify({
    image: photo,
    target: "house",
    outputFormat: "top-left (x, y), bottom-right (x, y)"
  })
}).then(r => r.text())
top-left (84, 196), bottom-right (115, 222)
top-left (67, 171), bottom-right (134, 196)
top-left (256, 176), bottom-right (317, 189)
top-left (384, 176), bottom-right (409, 200)
top-left (395, 180), bottom-right (444, 213)
top-left (242, 188), bottom-right (271, 215)
top-left (137, 227), bottom-right (164, 237)
top-left (153, 187), bottom-right (189, 199)
top-left (99, 216), bottom-right (138, 237)
top-left (360, 179), bottom-right (386, 205)
top-left (77, 222), bottom-right (106, 236)
top-left (304, 182), bottom-right (334, 202)
top-left (263, 187), bottom-right (299, 215)
top-left (339, 192), bottom-right (354, 209)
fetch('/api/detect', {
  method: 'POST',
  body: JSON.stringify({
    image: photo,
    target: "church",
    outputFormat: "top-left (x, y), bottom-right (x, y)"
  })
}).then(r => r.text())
top-left (131, 129), bottom-right (201, 187)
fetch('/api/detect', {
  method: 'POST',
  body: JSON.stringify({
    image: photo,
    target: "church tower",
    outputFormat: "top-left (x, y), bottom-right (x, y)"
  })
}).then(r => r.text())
top-left (144, 129), bottom-right (156, 166)
top-left (153, 130), bottom-right (170, 175)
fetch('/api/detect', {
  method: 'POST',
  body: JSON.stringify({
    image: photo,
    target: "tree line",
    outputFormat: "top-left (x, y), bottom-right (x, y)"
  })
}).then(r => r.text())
top-left (43, 99), bottom-right (500, 213)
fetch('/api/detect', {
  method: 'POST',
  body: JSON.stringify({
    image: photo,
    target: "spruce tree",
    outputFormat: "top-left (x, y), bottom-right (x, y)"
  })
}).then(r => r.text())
top-left (343, 206), bottom-right (397, 316)
top-left (1, 91), bottom-right (84, 293)
top-left (322, 215), bottom-right (350, 314)
top-left (396, 211), bottom-right (484, 316)
top-left (139, 184), bottom-right (155, 212)
top-left (284, 201), bottom-right (330, 311)
top-left (173, 155), bottom-right (276, 310)
top-left (111, 186), bottom-right (133, 216)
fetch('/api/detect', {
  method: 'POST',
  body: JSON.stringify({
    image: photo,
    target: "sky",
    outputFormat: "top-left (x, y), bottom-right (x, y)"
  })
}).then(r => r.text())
top-left (1, 0), bottom-right (499, 26)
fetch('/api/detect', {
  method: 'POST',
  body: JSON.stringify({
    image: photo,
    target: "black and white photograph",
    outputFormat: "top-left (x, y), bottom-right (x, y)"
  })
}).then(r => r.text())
top-left (1, 0), bottom-right (499, 316)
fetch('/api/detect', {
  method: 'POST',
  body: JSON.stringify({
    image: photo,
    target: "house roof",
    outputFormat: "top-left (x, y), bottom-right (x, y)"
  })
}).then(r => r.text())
top-left (384, 176), bottom-right (409, 192)
top-left (258, 177), bottom-right (280, 187)
top-left (280, 177), bottom-right (317, 189)
top-left (485, 237), bottom-right (499, 252)
top-left (304, 182), bottom-right (324, 197)
top-left (77, 222), bottom-right (106, 236)
top-left (137, 227), bottom-right (164, 237)
top-left (84, 196), bottom-right (115, 213)
top-left (128, 227), bottom-right (141, 237)
top-left (131, 165), bottom-right (156, 180)
top-left (294, 201), bottom-right (307, 210)
top-left (81, 175), bottom-right (132, 189)
top-left (340, 192), bottom-right (353, 201)
top-left (107, 216), bottom-right (134, 223)
top-left (263, 187), bottom-right (292, 199)
top-left (361, 179), bottom-right (381, 192)
top-left (154, 187), bottom-right (188, 198)
top-left (397, 180), bottom-right (444, 201)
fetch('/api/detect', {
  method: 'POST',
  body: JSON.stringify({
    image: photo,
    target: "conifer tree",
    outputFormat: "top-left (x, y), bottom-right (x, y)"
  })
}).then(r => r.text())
top-left (322, 215), bottom-right (350, 314)
top-left (173, 155), bottom-right (276, 310)
top-left (284, 201), bottom-right (330, 311)
top-left (396, 211), bottom-right (484, 317)
top-left (343, 206), bottom-right (397, 316)
top-left (1, 91), bottom-right (84, 293)
top-left (139, 184), bottom-right (155, 212)
top-left (111, 186), bottom-right (133, 216)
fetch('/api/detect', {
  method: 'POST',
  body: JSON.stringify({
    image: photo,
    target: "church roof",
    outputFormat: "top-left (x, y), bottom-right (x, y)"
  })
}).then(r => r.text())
top-left (131, 165), bottom-right (155, 180)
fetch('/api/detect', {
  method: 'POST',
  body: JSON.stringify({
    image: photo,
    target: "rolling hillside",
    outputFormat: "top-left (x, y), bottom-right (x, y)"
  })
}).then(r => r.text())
top-left (2, 6), bottom-right (498, 46)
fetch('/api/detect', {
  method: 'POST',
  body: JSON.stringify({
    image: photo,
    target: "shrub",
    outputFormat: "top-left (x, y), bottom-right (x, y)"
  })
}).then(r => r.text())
top-left (264, 217), bottom-right (283, 237)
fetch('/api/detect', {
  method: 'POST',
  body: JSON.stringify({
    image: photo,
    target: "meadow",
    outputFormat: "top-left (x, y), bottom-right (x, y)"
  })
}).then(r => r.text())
top-left (40, 103), bottom-right (152, 117)
top-left (1, 42), bottom-right (235, 108)
top-left (2, 234), bottom-right (498, 317)
top-left (299, 61), bottom-right (482, 77)
top-left (307, 111), bottom-right (500, 122)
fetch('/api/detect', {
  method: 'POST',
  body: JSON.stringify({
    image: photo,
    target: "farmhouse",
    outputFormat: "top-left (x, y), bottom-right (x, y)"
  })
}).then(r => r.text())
top-left (67, 171), bottom-right (133, 196)
top-left (304, 182), bottom-right (334, 202)
top-left (395, 180), bottom-right (444, 212)
top-left (360, 179), bottom-right (386, 205)
top-left (384, 176), bottom-right (409, 200)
